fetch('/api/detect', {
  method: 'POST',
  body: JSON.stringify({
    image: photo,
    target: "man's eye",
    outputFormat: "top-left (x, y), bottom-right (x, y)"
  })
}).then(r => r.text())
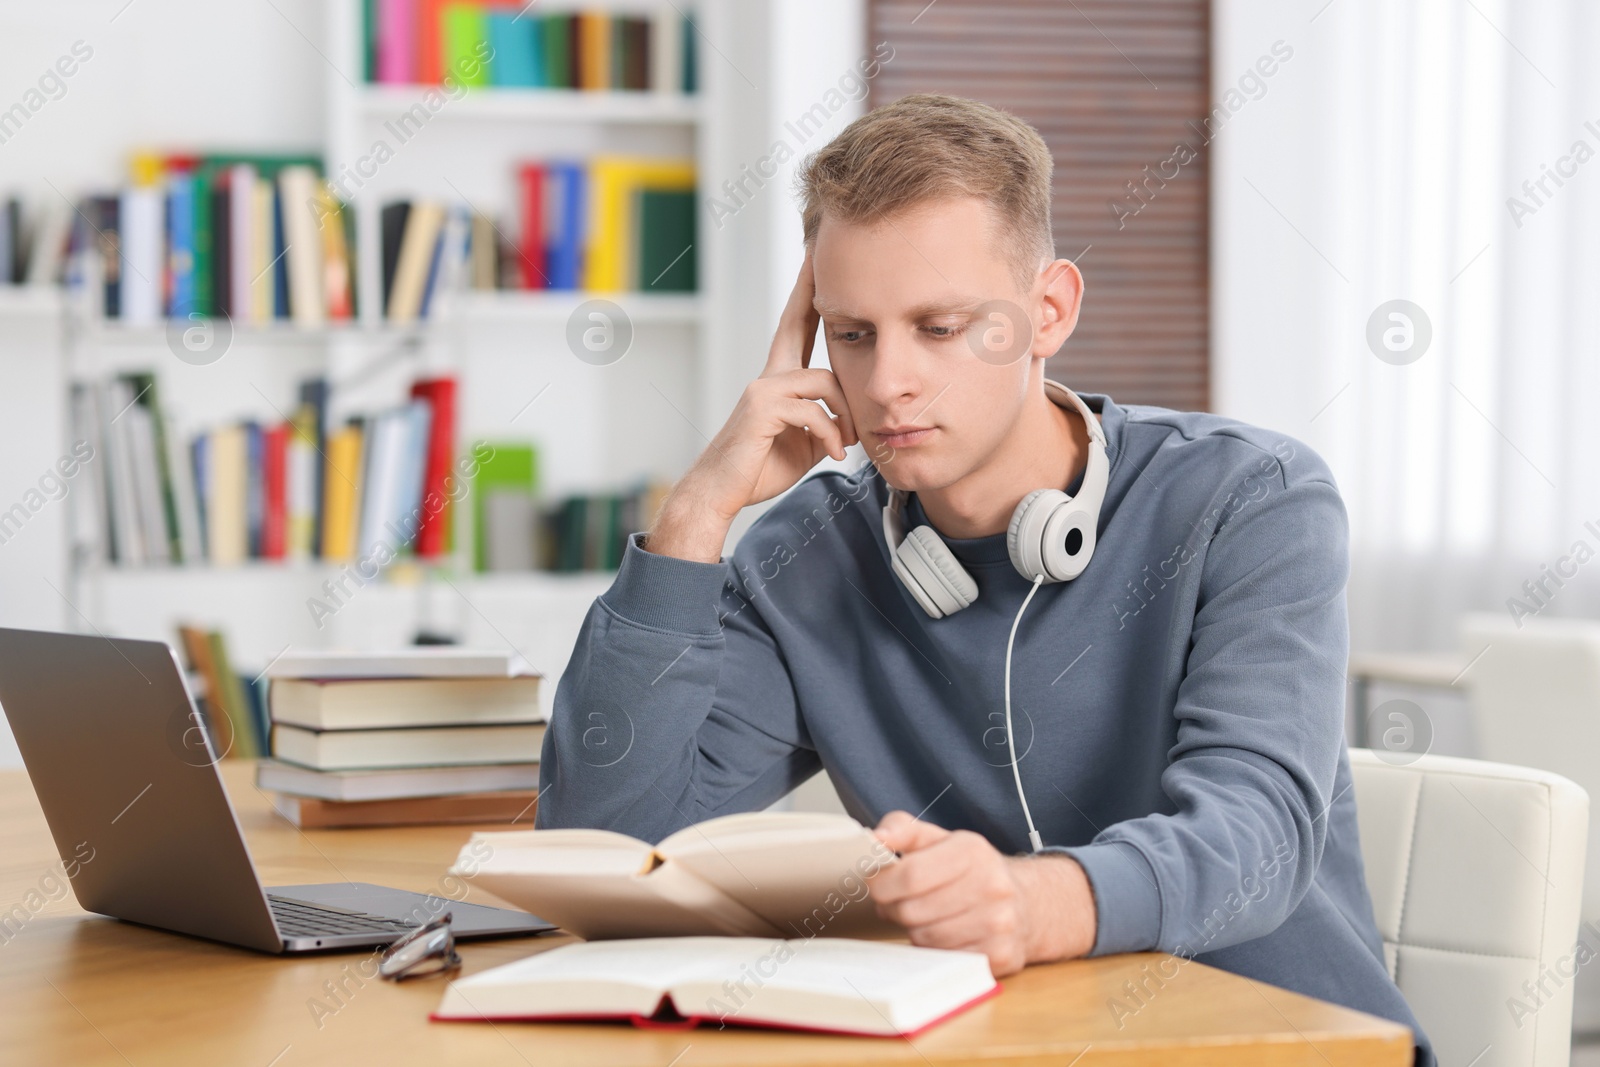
top-left (832, 330), bottom-right (869, 344)
top-left (924, 323), bottom-right (969, 339)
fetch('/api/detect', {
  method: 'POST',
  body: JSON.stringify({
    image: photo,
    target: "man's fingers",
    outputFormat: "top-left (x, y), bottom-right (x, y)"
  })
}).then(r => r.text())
top-left (763, 256), bottom-right (820, 375)
top-left (874, 872), bottom-right (979, 928)
top-left (870, 829), bottom-right (973, 903)
top-left (774, 398), bottom-right (846, 462)
top-left (873, 810), bottom-right (952, 855)
top-left (764, 369), bottom-right (857, 447)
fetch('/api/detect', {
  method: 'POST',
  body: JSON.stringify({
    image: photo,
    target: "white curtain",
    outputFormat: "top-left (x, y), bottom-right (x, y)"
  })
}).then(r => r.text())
top-left (1214, 0), bottom-right (1600, 654)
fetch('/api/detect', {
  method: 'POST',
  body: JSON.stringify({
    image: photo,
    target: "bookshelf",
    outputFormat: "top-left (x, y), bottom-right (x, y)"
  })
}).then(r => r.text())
top-left (35, 0), bottom-right (744, 714)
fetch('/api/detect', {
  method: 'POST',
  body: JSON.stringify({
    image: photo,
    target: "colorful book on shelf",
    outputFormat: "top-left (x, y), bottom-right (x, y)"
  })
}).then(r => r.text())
top-left (542, 14), bottom-right (573, 88)
top-left (637, 188), bottom-right (695, 292)
top-left (165, 173), bottom-right (196, 317)
top-left (414, 0), bottom-right (449, 83)
top-left (297, 378), bottom-right (329, 558)
top-left (177, 625), bottom-right (261, 759)
top-left (471, 443), bottom-right (537, 572)
top-left (409, 377), bottom-right (457, 557)
top-left (262, 422), bottom-right (289, 559)
top-left (207, 424), bottom-right (249, 564)
top-left (377, 0), bottom-right (417, 83)
top-left (487, 10), bottom-right (540, 87)
top-left (321, 421), bottom-right (365, 562)
top-left (119, 185), bottom-right (163, 325)
top-left (442, 3), bottom-right (490, 88)
top-left (515, 164), bottom-right (547, 289)
top-left (390, 201), bottom-right (446, 321)
top-left (269, 789), bottom-right (540, 829)
top-left (545, 161), bottom-right (585, 290)
top-left (257, 760), bottom-right (540, 802)
top-left (431, 938), bottom-right (998, 1036)
top-left (278, 165), bottom-right (327, 326)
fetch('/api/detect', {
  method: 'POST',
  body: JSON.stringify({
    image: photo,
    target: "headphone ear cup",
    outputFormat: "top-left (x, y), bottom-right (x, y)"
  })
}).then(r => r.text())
top-left (1007, 489), bottom-right (1066, 580)
top-left (1039, 503), bottom-right (1097, 580)
top-left (894, 525), bottom-right (978, 618)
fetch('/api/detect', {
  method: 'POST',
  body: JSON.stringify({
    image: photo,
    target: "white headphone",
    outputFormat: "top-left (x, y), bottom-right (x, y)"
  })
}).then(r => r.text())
top-left (878, 380), bottom-right (1110, 853)
top-left (880, 379), bottom-right (1109, 617)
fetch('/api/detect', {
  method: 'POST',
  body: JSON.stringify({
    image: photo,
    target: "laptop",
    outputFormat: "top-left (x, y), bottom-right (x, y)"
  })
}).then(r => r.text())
top-left (0, 627), bottom-right (555, 953)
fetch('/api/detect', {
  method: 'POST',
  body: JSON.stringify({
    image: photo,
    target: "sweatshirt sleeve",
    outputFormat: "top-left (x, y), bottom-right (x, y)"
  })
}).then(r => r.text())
top-left (534, 532), bottom-right (820, 842)
top-left (1058, 467), bottom-right (1350, 958)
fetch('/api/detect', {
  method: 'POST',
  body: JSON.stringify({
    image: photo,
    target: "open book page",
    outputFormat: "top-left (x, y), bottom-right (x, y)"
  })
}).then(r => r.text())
top-left (657, 812), bottom-right (902, 938)
top-left (436, 937), bottom-right (757, 1019)
top-left (434, 937), bottom-right (999, 1037)
top-left (452, 830), bottom-right (780, 939)
top-left (667, 937), bottom-right (998, 1035)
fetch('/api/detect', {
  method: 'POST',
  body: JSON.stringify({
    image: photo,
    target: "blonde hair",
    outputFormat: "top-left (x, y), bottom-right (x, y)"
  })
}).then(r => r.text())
top-left (797, 93), bottom-right (1056, 286)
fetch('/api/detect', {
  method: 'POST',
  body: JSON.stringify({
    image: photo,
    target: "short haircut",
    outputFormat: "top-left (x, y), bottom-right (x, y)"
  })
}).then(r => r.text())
top-left (796, 93), bottom-right (1056, 288)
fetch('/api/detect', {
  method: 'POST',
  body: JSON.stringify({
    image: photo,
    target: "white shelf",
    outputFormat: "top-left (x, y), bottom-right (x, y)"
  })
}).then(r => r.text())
top-left (71, 293), bottom-right (702, 343)
top-left (75, 319), bottom-right (429, 346)
top-left (0, 286), bottom-right (64, 315)
top-left (446, 290), bottom-right (702, 324)
top-left (79, 560), bottom-right (617, 585)
top-left (355, 86), bottom-right (701, 125)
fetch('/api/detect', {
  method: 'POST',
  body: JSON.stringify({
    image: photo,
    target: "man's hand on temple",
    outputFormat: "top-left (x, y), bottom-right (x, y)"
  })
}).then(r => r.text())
top-left (868, 810), bottom-right (1098, 977)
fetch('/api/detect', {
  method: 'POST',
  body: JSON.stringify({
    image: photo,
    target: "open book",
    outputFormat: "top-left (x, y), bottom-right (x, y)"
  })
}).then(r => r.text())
top-left (432, 937), bottom-right (999, 1036)
top-left (450, 811), bottom-right (902, 940)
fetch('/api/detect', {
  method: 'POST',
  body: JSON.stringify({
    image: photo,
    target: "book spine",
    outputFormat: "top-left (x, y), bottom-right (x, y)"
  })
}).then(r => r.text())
top-left (517, 164), bottom-right (546, 290)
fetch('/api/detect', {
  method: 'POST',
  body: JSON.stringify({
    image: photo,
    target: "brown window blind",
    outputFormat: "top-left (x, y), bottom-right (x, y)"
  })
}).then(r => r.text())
top-left (868, 0), bottom-right (1211, 411)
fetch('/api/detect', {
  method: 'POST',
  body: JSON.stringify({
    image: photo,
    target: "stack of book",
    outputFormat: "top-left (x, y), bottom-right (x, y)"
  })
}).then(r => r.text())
top-left (257, 649), bottom-right (545, 829)
top-left (74, 152), bottom-right (356, 326)
top-left (366, 2), bottom-right (697, 94)
top-left (70, 372), bottom-right (461, 568)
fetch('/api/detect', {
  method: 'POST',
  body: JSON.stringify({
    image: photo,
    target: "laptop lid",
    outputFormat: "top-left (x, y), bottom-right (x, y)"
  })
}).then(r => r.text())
top-left (0, 627), bottom-right (283, 952)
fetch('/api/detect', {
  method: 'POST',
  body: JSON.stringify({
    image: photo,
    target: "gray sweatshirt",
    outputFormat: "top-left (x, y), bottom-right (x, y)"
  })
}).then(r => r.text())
top-left (537, 392), bottom-right (1431, 1063)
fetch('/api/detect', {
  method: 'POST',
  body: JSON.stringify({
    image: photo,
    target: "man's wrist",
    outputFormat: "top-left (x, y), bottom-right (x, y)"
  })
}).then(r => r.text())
top-left (645, 485), bottom-right (735, 564)
top-left (1010, 853), bottom-right (1098, 963)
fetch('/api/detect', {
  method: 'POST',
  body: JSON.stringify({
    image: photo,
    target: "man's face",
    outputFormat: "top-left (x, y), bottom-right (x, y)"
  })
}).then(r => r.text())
top-left (812, 196), bottom-right (1042, 493)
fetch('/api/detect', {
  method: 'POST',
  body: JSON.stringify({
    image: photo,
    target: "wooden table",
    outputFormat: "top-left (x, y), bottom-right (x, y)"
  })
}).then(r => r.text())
top-left (0, 764), bottom-right (1414, 1066)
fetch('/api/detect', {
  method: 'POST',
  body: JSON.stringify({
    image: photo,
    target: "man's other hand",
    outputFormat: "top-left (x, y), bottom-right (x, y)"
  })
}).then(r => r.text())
top-left (869, 810), bottom-right (1098, 976)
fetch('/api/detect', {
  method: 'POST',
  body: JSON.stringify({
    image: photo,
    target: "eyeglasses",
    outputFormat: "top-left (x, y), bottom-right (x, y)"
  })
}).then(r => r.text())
top-left (378, 912), bottom-right (462, 981)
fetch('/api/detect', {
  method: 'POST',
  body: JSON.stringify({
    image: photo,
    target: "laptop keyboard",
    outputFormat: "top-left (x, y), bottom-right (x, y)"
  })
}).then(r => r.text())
top-left (268, 895), bottom-right (419, 939)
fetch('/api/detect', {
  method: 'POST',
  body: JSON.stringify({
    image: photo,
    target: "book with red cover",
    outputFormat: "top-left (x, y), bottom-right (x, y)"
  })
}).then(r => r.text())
top-left (262, 422), bottom-right (289, 559)
top-left (409, 376), bottom-right (456, 557)
top-left (516, 163), bottom-right (547, 289)
top-left (431, 938), bottom-right (1000, 1037)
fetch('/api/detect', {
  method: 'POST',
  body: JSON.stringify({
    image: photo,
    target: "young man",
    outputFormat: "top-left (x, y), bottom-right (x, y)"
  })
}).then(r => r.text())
top-left (537, 94), bottom-right (1431, 1062)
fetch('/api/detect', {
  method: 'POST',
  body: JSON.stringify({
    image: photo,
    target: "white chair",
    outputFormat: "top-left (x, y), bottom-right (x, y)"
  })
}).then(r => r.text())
top-left (1350, 747), bottom-right (1589, 1066)
top-left (1461, 612), bottom-right (1600, 1031)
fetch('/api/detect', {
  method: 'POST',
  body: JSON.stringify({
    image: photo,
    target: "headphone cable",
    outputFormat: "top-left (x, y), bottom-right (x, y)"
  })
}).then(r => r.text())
top-left (1006, 573), bottom-right (1046, 852)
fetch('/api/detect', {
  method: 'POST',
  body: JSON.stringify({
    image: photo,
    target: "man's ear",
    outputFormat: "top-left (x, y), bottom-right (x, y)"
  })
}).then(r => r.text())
top-left (1032, 258), bottom-right (1085, 359)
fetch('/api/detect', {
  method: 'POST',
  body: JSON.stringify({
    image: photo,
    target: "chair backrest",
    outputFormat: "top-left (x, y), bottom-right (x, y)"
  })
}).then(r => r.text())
top-left (1461, 611), bottom-right (1600, 922)
top-left (1350, 748), bottom-right (1588, 1067)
